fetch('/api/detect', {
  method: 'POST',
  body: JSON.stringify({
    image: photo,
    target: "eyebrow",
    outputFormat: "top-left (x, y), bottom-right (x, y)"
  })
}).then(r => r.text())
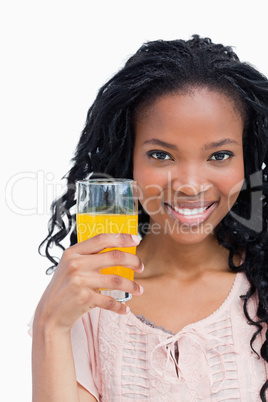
top-left (203, 138), bottom-right (239, 150)
top-left (143, 137), bottom-right (239, 151)
top-left (143, 139), bottom-right (178, 150)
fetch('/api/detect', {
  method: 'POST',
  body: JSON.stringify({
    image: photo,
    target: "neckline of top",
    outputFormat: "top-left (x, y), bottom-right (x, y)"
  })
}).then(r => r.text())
top-left (127, 272), bottom-right (244, 336)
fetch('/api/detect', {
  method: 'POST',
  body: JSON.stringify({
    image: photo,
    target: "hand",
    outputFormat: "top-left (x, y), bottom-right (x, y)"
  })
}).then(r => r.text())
top-left (33, 233), bottom-right (143, 332)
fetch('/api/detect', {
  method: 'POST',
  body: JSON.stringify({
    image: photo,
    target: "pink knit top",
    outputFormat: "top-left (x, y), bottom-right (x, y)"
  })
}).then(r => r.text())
top-left (70, 273), bottom-right (268, 401)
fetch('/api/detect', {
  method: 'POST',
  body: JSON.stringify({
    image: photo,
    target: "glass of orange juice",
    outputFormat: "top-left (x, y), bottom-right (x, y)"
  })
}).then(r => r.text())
top-left (76, 179), bottom-right (138, 302)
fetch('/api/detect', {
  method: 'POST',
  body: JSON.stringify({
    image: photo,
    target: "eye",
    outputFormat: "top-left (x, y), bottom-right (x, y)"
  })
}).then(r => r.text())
top-left (148, 150), bottom-right (173, 161)
top-left (209, 151), bottom-right (234, 161)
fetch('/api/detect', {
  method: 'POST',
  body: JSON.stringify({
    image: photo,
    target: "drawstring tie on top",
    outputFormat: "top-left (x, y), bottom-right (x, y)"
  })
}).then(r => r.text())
top-left (150, 326), bottom-right (236, 393)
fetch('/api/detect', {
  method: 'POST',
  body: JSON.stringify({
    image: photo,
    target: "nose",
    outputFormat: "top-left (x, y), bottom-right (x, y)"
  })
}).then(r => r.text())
top-left (171, 165), bottom-right (212, 196)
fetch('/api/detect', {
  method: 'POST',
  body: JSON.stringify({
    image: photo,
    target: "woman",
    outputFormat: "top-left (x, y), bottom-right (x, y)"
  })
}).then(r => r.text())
top-left (32, 35), bottom-right (268, 401)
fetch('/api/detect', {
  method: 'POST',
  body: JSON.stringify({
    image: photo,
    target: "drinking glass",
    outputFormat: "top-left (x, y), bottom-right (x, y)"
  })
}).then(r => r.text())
top-left (76, 179), bottom-right (138, 302)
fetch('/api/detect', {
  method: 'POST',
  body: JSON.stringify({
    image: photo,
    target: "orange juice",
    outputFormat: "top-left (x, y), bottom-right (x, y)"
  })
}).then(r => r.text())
top-left (76, 213), bottom-right (138, 280)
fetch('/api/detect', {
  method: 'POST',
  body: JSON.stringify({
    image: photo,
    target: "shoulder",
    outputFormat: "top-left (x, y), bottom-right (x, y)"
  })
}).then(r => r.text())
top-left (235, 271), bottom-right (265, 319)
top-left (71, 307), bottom-right (129, 338)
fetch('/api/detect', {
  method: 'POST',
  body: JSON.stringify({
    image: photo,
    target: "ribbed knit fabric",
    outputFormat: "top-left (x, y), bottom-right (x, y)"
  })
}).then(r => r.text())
top-left (70, 273), bottom-right (268, 401)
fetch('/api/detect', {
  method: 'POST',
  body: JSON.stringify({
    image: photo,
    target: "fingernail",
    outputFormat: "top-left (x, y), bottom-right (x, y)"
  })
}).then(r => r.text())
top-left (131, 234), bottom-right (140, 244)
top-left (125, 306), bottom-right (130, 314)
top-left (141, 263), bottom-right (145, 272)
top-left (139, 284), bottom-right (144, 294)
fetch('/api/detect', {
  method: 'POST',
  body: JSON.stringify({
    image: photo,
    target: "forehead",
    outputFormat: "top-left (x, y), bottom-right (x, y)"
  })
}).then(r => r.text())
top-left (136, 87), bottom-right (242, 121)
top-left (134, 88), bottom-right (244, 145)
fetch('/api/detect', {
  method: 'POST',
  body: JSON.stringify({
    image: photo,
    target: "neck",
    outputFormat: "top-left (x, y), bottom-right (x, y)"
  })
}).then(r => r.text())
top-left (137, 226), bottom-right (232, 280)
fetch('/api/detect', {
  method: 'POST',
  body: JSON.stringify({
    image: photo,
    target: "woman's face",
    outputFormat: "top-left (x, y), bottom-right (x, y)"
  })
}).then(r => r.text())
top-left (133, 87), bottom-right (245, 244)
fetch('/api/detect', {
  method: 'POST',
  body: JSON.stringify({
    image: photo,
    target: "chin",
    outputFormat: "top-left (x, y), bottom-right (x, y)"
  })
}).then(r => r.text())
top-left (166, 225), bottom-right (216, 245)
top-left (148, 215), bottom-right (216, 245)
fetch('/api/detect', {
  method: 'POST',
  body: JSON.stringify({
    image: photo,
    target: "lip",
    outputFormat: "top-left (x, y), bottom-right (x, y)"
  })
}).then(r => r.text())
top-left (169, 200), bottom-right (214, 208)
top-left (164, 201), bottom-right (218, 226)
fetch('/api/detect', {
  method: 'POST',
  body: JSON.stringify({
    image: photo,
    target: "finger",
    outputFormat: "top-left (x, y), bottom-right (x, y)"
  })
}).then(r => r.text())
top-left (90, 291), bottom-right (131, 315)
top-left (101, 275), bottom-right (143, 297)
top-left (86, 273), bottom-right (143, 298)
top-left (76, 250), bottom-right (143, 273)
top-left (71, 233), bottom-right (140, 255)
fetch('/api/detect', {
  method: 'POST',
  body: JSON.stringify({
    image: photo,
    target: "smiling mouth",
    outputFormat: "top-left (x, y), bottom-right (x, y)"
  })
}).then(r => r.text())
top-left (164, 202), bottom-right (218, 226)
top-left (173, 205), bottom-right (209, 216)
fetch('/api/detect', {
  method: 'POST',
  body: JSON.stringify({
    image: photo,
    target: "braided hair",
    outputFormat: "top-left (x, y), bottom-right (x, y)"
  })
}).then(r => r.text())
top-left (39, 35), bottom-right (268, 399)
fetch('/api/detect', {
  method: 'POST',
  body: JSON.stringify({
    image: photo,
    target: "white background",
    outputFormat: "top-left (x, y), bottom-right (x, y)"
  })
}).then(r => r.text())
top-left (2, 0), bottom-right (268, 400)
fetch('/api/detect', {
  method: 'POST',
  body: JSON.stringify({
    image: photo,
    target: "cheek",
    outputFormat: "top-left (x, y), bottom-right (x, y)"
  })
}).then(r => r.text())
top-left (133, 164), bottom-right (167, 215)
top-left (134, 155), bottom-right (162, 190)
top-left (134, 166), bottom-right (168, 196)
top-left (217, 168), bottom-right (244, 207)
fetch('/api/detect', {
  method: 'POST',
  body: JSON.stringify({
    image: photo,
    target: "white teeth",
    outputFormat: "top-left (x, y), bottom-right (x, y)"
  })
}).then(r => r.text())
top-left (173, 206), bottom-right (207, 216)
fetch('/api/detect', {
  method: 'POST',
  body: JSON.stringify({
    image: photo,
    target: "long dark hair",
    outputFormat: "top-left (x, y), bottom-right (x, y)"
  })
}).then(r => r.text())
top-left (39, 35), bottom-right (268, 399)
